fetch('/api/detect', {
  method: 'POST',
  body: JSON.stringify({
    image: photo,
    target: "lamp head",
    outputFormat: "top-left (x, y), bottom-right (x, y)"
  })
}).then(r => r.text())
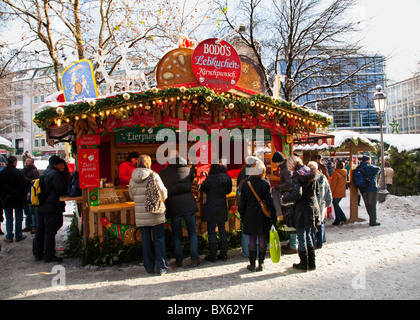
top-left (373, 84), bottom-right (387, 113)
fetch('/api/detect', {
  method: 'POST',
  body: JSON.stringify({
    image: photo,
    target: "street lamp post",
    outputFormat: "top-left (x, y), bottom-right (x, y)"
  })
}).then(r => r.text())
top-left (373, 84), bottom-right (389, 203)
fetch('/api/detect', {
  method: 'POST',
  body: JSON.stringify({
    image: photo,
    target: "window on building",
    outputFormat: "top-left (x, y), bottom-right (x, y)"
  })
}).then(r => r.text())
top-left (15, 95), bottom-right (23, 105)
top-left (40, 139), bottom-right (45, 147)
top-left (34, 139), bottom-right (39, 147)
top-left (33, 96), bottom-right (38, 104)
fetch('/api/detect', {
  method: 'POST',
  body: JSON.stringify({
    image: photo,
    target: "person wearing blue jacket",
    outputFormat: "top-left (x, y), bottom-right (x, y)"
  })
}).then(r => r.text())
top-left (357, 156), bottom-right (381, 226)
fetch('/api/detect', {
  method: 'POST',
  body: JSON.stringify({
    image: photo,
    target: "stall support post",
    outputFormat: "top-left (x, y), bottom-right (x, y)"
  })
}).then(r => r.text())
top-left (343, 144), bottom-right (365, 224)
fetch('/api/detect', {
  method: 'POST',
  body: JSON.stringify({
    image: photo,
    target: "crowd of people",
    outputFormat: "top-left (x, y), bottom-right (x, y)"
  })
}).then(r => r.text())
top-left (0, 154), bottom-right (69, 262)
top-left (0, 149), bottom-right (391, 274)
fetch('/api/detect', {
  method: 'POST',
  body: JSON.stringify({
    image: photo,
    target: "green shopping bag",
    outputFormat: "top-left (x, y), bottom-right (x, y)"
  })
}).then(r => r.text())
top-left (269, 225), bottom-right (281, 263)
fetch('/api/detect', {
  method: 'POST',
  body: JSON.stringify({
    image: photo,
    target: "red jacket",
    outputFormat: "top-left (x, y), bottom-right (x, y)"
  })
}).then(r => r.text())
top-left (119, 161), bottom-right (136, 185)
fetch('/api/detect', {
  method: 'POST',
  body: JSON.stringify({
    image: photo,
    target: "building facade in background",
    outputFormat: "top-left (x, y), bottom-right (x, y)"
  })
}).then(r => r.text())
top-left (1, 66), bottom-right (66, 158)
top-left (386, 76), bottom-right (420, 134)
top-left (281, 52), bottom-right (386, 133)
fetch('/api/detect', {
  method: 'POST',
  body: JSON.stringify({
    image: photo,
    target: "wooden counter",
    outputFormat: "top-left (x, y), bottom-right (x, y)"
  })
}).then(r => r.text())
top-left (60, 196), bottom-right (83, 203)
top-left (87, 193), bottom-right (240, 242)
top-left (89, 201), bottom-right (134, 213)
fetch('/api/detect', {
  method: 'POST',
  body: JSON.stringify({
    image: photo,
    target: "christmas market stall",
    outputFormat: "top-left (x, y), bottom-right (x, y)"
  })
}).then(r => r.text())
top-left (33, 38), bottom-right (333, 246)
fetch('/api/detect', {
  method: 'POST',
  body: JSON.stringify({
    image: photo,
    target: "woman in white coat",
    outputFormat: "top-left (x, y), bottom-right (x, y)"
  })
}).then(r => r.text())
top-left (129, 155), bottom-right (169, 275)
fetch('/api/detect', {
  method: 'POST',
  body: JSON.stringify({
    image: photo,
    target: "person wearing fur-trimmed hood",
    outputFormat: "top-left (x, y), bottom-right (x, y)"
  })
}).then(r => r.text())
top-left (282, 156), bottom-right (320, 272)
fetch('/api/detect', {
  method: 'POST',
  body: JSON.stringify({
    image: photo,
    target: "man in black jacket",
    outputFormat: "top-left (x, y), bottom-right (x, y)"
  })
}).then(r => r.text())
top-left (0, 156), bottom-right (26, 242)
top-left (22, 158), bottom-right (39, 234)
top-left (33, 155), bottom-right (67, 262)
top-left (159, 156), bottom-right (200, 267)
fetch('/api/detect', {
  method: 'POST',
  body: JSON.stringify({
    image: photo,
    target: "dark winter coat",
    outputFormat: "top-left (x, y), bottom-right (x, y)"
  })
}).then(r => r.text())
top-left (201, 167), bottom-right (232, 224)
top-left (282, 165), bottom-right (320, 230)
top-left (0, 165), bottom-right (26, 209)
top-left (239, 176), bottom-right (276, 235)
top-left (274, 161), bottom-right (293, 193)
top-left (23, 164), bottom-right (40, 192)
top-left (357, 161), bottom-right (380, 194)
top-left (159, 160), bottom-right (198, 218)
top-left (37, 165), bottom-right (67, 214)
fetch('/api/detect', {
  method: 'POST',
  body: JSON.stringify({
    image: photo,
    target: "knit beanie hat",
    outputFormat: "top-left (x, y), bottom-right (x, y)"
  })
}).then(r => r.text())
top-left (49, 155), bottom-right (62, 166)
top-left (272, 151), bottom-right (286, 163)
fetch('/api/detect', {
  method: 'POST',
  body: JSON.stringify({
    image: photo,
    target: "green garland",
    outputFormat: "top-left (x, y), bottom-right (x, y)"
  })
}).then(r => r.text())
top-left (33, 86), bottom-right (333, 131)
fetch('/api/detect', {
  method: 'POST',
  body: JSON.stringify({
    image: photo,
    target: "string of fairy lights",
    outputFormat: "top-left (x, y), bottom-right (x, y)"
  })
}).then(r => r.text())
top-left (33, 86), bottom-right (333, 134)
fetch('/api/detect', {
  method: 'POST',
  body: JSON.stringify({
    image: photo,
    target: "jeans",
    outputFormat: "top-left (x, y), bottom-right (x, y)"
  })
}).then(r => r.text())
top-left (170, 213), bottom-right (199, 264)
top-left (311, 221), bottom-right (325, 248)
top-left (333, 198), bottom-right (346, 223)
top-left (361, 191), bottom-right (378, 225)
top-left (23, 203), bottom-right (37, 229)
top-left (207, 221), bottom-right (227, 245)
top-left (288, 233), bottom-right (298, 249)
top-left (296, 227), bottom-right (313, 251)
top-left (140, 224), bottom-right (168, 274)
top-left (4, 207), bottom-right (24, 240)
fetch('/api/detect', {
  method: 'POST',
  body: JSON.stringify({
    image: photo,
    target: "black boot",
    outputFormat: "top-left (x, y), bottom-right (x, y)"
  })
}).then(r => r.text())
top-left (293, 251), bottom-right (308, 272)
top-left (256, 246), bottom-right (266, 272)
top-left (308, 246), bottom-right (316, 271)
top-left (217, 241), bottom-right (228, 261)
top-left (205, 243), bottom-right (217, 262)
top-left (247, 246), bottom-right (257, 272)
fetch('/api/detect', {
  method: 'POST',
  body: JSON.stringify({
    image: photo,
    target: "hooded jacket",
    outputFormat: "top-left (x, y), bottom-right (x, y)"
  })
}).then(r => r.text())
top-left (330, 168), bottom-right (347, 198)
top-left (282, 164), bottom-right (320, 229)
top-left (129, 168), bottom-right (168, 227)
top-left (159, 159), bottom-right (198, 218)
top-left (357, 161), bottom-right (380, 194)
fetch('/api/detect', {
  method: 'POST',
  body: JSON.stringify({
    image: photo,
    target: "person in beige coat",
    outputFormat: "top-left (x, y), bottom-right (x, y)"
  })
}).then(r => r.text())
top-left (384, 161), bottom-right (394, 192)
top-left (330, 160), bottom-right (348, 226)
top-left (129, 155), bottom-right (169, 275)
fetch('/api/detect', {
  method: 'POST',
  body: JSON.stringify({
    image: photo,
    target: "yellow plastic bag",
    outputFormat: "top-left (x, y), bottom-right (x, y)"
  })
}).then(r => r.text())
top-left (269, 225), bottom-right (281, 263)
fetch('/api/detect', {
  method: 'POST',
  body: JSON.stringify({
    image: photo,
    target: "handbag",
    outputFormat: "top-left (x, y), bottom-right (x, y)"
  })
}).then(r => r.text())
top-left (145, 172), bottom-right (166, 214)
top-left (247, 181), bottom-right (271, 218)
top-left (269, 225), bottom-right (281, 263)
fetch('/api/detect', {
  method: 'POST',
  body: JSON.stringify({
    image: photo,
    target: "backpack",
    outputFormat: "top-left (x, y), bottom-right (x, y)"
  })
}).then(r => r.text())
top-left (26, 175), bottom-right (46, 206)
top-left (68, 171), bottom-right (82, 197)
top-left (353, 166), bottom-right (370, 189)
top-left (145, 172), bottom-right (165, 214)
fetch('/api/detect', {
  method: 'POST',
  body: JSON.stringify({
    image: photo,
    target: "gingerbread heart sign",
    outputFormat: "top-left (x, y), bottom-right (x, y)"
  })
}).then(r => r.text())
top-left (191, 38), bottom-right (241, 93)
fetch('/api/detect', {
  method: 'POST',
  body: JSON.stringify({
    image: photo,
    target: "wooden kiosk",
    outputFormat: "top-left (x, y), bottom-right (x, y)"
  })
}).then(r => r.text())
top-left (293, 130), bottom-right (376, 224)
top-left (34, 40), bottom-right (333, 244)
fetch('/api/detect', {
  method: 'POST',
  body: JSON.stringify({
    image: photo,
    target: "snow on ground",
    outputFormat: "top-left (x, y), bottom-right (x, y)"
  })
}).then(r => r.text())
top-left (0, 190), bottom-right (419, 301)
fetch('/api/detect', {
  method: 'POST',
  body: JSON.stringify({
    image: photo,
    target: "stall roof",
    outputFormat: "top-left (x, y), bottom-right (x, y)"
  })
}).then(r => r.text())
top-left (33, 86), bottom-right (333, 139)
top-left (0, 136), bottom-right (12, 148)
top-left (294, 130), bottom-right (376, 151)
top-left (361, 134), bottom-right (420, 152)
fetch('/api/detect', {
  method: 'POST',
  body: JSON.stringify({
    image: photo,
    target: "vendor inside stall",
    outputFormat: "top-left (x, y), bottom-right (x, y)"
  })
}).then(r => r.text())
top-left (118, 151), bottom-right (140, 186)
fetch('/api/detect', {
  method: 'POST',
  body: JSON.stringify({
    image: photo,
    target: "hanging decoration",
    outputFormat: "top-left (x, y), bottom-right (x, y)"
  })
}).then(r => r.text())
top-left (101, 218), bottom-right (140, 245)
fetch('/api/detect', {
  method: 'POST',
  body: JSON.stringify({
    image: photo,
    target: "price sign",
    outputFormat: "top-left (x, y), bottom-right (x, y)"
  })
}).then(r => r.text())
top-left (78, 148), bottom-right (100, 189)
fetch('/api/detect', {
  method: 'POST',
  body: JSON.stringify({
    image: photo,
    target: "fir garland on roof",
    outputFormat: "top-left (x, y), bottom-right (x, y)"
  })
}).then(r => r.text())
top-left (33, 86), bottom-right (333, 131)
